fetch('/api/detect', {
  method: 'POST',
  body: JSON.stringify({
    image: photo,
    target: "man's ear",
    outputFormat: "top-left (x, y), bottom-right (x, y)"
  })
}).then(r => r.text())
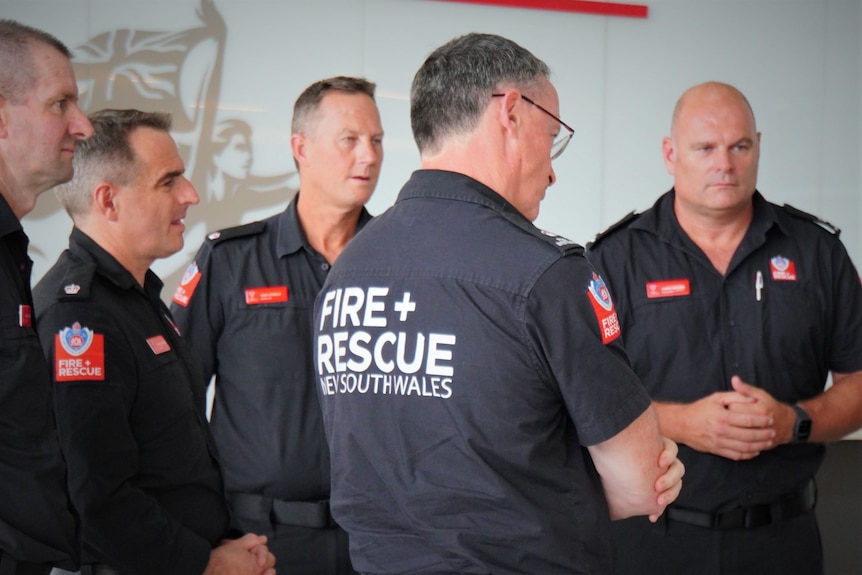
top-left (290, 133), bottom-right (308, 167)
top-left (661, 136), bottom-right (676, 176)
top-left (93, 182), bottom-right (119, 221)
top-left (495, 90), bottom-right (522, 135)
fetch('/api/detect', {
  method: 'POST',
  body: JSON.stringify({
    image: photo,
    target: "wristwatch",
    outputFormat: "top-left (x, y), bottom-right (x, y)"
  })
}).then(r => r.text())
top-left (792, 404), bottom-right (812, 443)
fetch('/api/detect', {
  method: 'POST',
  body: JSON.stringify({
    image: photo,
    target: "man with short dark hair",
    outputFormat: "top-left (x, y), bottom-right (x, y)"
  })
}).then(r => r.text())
top-left (34, 109), bottom-right (275, 575)
top-left (171, 76), bottom-right (383, 574)
top-left (0, 19), bottom-right (93, 574)
top-left (313, 33), bottom-right (683, 575)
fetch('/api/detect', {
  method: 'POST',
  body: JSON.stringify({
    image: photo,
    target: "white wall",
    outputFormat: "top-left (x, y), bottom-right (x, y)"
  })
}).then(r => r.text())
top-left (3, 0), bottom-right (860, 286)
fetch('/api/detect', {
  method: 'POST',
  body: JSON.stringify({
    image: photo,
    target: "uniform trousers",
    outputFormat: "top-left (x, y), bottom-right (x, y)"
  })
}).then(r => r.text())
top-left (612, 508), bottom-right (823, 575)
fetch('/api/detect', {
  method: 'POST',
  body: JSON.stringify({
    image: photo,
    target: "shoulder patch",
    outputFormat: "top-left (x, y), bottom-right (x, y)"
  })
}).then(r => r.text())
top-left (587, 211), bottom-right (640, 249)
top-left (206, 220), bottom-right (267, 244)
top-left (172, 260), bottom-right (203, 307)
top-left (783, 204), bottom-right (840, 237)
top-left (55, 261), bottom-right (97, 301)
top-left (55, 322), bottom-right (105, 381)
top-left (586, 272), bottom-right (621, 344)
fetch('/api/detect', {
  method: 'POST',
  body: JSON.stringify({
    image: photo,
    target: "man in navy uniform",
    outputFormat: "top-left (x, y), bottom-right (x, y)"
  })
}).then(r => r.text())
top-left (588, 81), bottom-right (862, 575)
top-left (171, 76), bottom-right (382, 574)
top-left (312, 33), bottom-right (684, 575)
top-left (0, 19), bottom-right (92, 575)
top-left (34, 109), bottom-right (275, 575)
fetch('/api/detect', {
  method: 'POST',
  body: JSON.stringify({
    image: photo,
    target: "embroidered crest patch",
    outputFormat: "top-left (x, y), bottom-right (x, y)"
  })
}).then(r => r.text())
top-left (587, 272), bottom-right (621, 344)
top-left (172, 261), bottom-right (203, 307)
top-left (55, 322), bottom-right (105, 381)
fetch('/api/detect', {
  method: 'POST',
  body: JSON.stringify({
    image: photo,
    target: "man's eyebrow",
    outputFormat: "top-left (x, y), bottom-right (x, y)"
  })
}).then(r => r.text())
top-left (157, 169), bottom-right (185, 186)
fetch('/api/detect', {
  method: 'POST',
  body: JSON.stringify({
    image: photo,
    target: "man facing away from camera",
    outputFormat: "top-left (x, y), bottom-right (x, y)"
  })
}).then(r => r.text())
top-left (313, 32), bottom-right (684, 575)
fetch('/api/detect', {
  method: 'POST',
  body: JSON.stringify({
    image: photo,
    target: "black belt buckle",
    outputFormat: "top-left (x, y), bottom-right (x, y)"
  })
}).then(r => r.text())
top-left (742, 504), bottom-right (772, 528)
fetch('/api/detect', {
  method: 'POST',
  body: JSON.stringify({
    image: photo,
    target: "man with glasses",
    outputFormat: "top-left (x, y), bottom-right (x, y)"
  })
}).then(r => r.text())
top-left (311, 32), bottom-right (684, 574)
top-left (587, 81), bottom-right (862, 575)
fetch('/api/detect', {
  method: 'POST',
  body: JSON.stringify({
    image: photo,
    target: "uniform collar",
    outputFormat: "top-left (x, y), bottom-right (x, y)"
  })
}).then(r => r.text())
top-left (275, 192), bottom-right (373, 259)
top-left (399, 169), bottom-right (530, 224)
top-left (632, 189), bottom-right (787, 274)
top-left (69, 227), bottom-right (164, 298)
top-left (633, 188), bottom-right (784, 243)
top-left (0, 193), bottom-right (24, 241)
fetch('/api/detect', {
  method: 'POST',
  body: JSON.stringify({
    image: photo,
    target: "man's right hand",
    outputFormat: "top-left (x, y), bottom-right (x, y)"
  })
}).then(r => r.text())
top-left (655, 391), bottom-right (775, 461)
top-left (204, 533), bottom-right (276, 575)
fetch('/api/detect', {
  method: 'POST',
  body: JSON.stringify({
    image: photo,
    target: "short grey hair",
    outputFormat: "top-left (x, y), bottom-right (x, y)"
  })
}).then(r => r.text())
top-left (0, 19), bottom-right (72, 104)
top-left (55, 109), bottom-right (172, 217)
top-left (410, 33), bottom-right (551, 155)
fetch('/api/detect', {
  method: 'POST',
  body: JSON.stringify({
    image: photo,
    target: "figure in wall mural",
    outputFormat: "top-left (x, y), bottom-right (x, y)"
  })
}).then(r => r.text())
top-left (26, 0), bottom-right (296, 289)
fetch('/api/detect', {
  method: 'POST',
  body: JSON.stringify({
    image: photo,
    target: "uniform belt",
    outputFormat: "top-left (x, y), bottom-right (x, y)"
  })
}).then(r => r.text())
top-left (229, 492), bottom-right (336, 529)
top-left (666, 478), bottom-right (816, 530)
top-left (0, 553), bottom-right (50, 575)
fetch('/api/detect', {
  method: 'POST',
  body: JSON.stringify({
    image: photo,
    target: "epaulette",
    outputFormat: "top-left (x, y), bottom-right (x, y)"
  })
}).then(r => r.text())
top-left (587, 211), bottom-right (640, 249)
top-left (205, 220), bottom-right (267, 244)
top-left (783, 204), bottom-right (841, 237)
top-left (499, 204), bottom-right (583, 255)
top-left (55, 261), bottom-right (98, 301)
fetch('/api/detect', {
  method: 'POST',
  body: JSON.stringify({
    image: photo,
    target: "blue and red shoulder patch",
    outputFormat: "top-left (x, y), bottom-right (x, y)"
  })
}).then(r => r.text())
top-left (172, 261), bottom-right (203, 307)
top-left (55, 322), bottom-right (105, 381)
top-left (586, 272), bottom-right (621, 344)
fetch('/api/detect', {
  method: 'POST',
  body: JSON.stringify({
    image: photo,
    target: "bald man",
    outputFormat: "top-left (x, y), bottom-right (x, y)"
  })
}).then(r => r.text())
top-left (587, 82), bottom-right (862, 574)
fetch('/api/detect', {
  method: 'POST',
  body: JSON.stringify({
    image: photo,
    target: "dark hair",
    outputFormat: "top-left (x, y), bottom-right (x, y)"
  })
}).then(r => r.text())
top-left (55, 109), bottom-right (173, 216)
top-left (410, 33), bottom-right (550, 155)
top-left (0, 19), bottom-right (72, 104)
top-left (291, 76), bottom-right (377, 135)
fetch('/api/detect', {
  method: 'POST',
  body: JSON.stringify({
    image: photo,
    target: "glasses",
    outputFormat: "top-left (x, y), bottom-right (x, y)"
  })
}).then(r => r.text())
top-left (491, 93), bottom-right (575, 160)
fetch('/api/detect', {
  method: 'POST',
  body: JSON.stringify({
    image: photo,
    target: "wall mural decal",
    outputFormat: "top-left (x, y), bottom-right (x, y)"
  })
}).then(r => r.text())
top-left (26, 0), bottom-right (297, 292)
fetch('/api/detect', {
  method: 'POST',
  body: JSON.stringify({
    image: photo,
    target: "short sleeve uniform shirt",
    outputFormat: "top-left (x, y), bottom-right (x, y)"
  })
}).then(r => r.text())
top-left (314, 170), bottom-right (651, 575)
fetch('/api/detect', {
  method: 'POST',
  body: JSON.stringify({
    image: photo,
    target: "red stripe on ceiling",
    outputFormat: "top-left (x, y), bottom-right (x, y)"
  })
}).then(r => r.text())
top-left (428, 0), bottom-right (648, 18)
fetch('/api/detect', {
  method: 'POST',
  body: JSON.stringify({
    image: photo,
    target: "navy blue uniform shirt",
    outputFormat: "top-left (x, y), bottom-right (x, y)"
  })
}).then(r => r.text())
top-left (34, 228), bottom-right (229, 575)
top-left (0, 195), bottom-right (78, 568)
top-left (314, 170), bottom-right (651, 575)
top-left (171, 196), bottom-right (368, 574)
top-left (588, 189), bottom-right (862, 512)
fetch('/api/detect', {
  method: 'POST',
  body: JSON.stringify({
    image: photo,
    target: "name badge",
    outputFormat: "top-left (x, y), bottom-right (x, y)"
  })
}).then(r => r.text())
top-left (146, 335), bottom-right (171, 355)
top-left (18, 305), bottom-right (31, 327)
top-left (245, 286), bottom-right (288, 305)
top-left (646, 279), bottom-right (691, 299)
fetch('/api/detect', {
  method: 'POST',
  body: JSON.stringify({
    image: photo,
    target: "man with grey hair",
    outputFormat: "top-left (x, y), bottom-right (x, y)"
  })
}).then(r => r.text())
top-left (312, 33), bottom-right (683, 574)
top-left (171, 76), bottom-right (382, 574)
top-left (33, 109), bottom-right (275, 575)
top-left (0, 19), bottom-right (92, 574)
